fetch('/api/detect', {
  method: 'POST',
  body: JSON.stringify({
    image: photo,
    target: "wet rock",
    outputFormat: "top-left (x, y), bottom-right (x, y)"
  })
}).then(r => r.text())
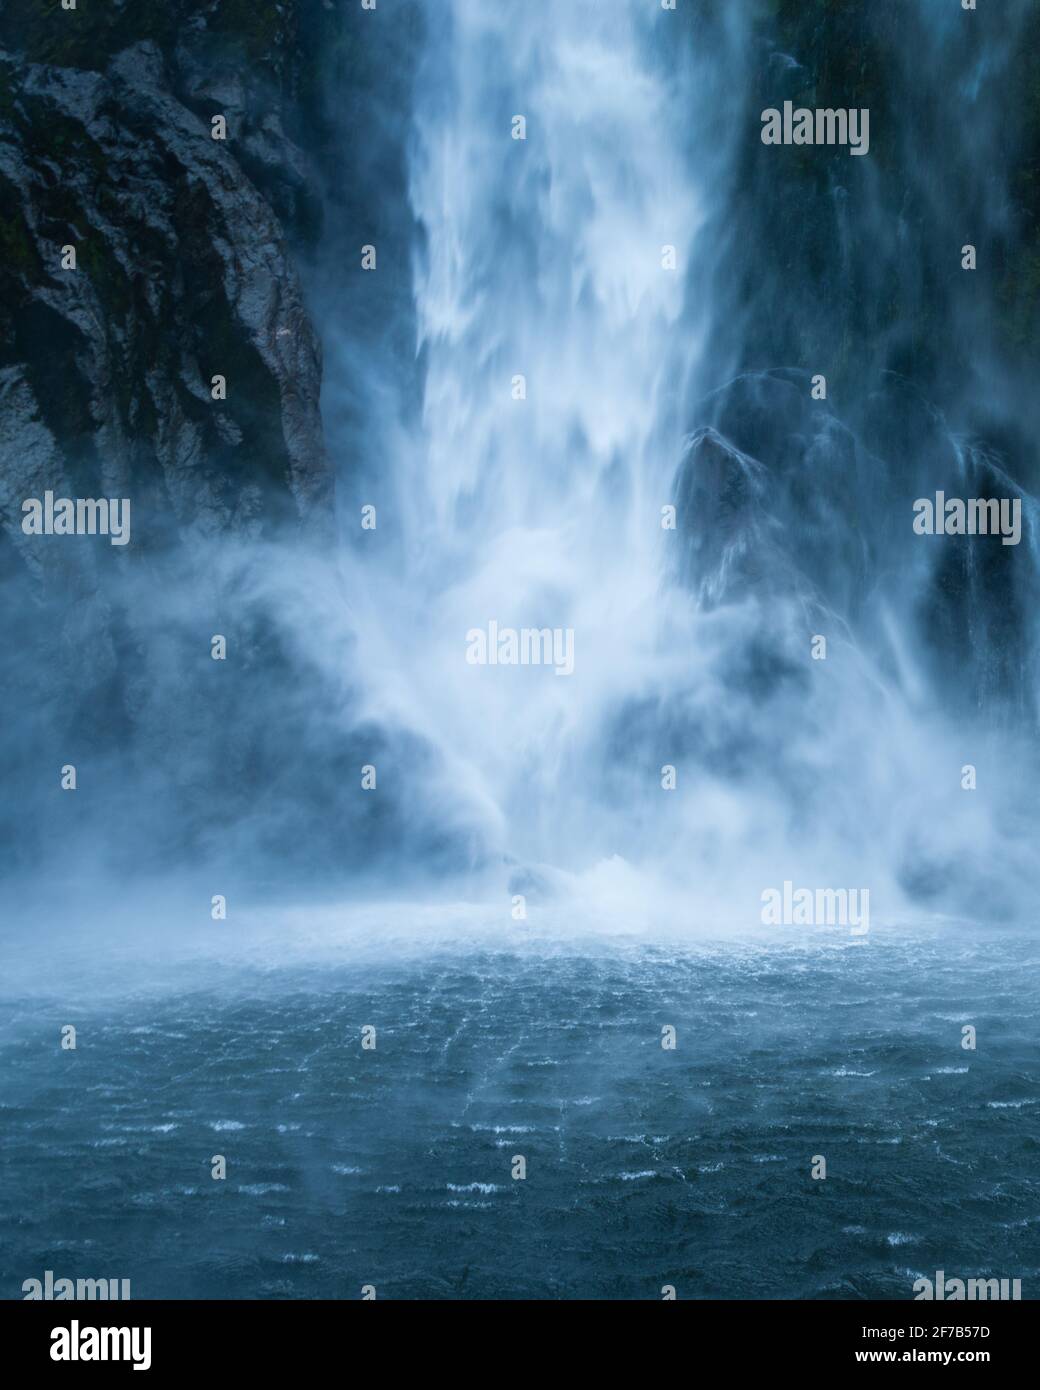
top-left (0, 40), bottom-right (330, 557)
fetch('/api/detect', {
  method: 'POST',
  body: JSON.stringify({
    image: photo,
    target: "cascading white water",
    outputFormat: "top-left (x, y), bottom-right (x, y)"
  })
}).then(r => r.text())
top-left (329, 0), bottom-right (1037, 930)
top-left (407, 1), bottom-right (703, 529)
top-left (341, 1), bottom-right (723, 904)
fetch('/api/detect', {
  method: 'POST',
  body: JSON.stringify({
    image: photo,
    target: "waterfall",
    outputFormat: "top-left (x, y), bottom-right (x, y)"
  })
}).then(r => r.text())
top-left (5, 0), bottom-right (1040, 1312)
top-left (7, 0), bottom-right (1028, 923)
top-left (318, 0), bottom-right (1040, 928)
top-left (335, 2), bottom-right (715, 913)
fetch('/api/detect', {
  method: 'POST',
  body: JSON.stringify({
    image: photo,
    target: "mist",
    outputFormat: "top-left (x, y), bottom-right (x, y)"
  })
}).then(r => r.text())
top-left (3, 0), bottom-right (1040, 1312)
top-left (3, 0), bottom-right (1040, 952)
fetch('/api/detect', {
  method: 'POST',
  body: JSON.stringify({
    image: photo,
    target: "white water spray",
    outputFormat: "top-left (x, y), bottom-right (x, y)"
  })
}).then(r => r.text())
top-left (330, 0), bottom-right (1036, 930)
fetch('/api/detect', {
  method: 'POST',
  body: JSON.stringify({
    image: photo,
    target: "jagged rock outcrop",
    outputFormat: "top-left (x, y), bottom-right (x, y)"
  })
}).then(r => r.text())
top-left (673, 370), bottom-right (1040, 726)
top-left (0, 35), bottom-right (330, 550)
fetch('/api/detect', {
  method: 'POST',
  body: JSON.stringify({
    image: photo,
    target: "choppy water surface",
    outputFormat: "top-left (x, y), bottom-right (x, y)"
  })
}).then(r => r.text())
top-left (2, 928), bottom-right (1038, 1299)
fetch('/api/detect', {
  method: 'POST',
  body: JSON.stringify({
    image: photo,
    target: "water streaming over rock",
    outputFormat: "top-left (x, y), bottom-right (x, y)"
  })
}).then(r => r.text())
top-left (2, 0), bottom-right (1039, 1305)
top-left (314, 0), bottom-right (1040, 926)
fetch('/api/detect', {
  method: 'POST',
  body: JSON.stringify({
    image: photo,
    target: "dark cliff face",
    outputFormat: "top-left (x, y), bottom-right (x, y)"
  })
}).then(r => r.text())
top-left (703, 0), bottom-right (1040, 430)
top-left (677, 0), bottom-right (1040, 731)
top-left (0, 2), bottom-right (484, 889)
top-left (0, 2), bottom-right (342, 878)
top-left (0, 1), bottom-right (331, 549)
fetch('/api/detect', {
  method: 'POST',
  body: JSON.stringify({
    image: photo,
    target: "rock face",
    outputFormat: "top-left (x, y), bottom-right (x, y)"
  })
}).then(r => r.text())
top-left (674, 427), bottom-right (780, 612)
top-left (702, 0), bottom-right (1040, 438)
top-left (0, 3), bottom-right (340, 876)
top-left (678, 0), bottom-right (1040, 732)
top-left (674, 371), bottom-right (1039, 726)
top-left (667, 366), bottom-right (1040, 918)
top-left (0, 1), bottom-right (490, 889)
top-left (0, 30), bottom-right (330, 553)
